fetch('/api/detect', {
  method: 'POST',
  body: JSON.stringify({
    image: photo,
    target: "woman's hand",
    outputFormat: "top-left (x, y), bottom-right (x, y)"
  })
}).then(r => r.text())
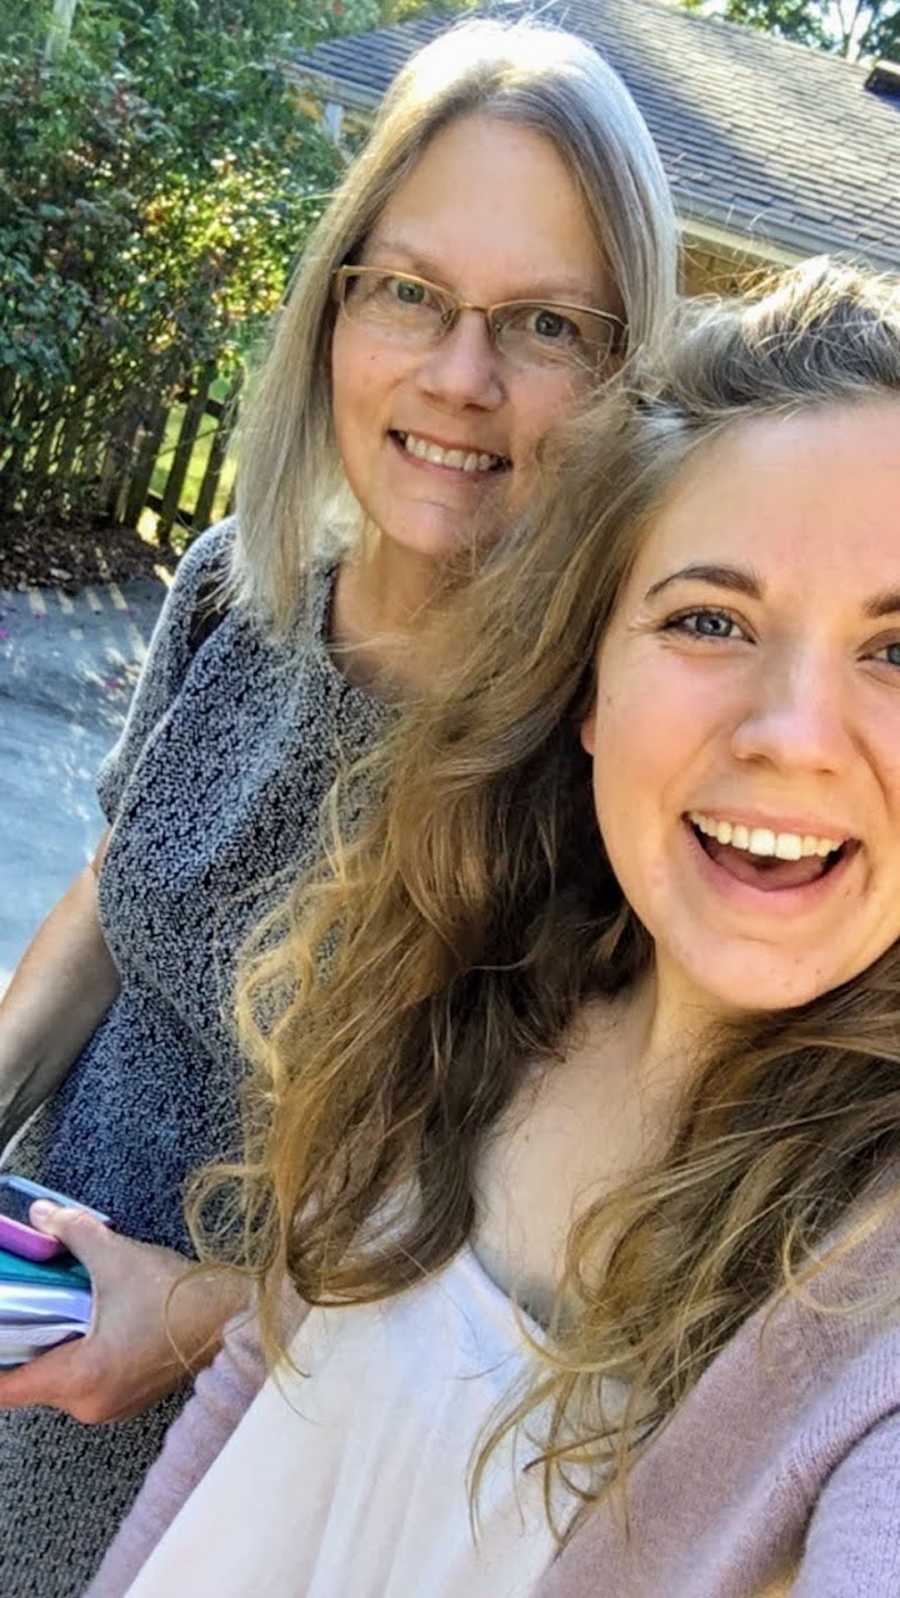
top-left (0, 1203), bottom-right (246, 1423)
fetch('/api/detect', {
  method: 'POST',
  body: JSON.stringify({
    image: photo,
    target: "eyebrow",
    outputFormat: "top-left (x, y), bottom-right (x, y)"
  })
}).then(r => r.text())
top-left (644, 564), bottom-right (763, 603)
top-left (863, 588), bottom-right (900, 619)
top-left (644, 564), bottom-right (900, 620)
top-left (363, 236), bottom-right (607, 307)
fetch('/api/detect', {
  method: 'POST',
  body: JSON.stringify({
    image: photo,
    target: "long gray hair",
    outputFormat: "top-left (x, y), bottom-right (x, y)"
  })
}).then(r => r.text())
top-left (230, 17), bottom-right (678, 632)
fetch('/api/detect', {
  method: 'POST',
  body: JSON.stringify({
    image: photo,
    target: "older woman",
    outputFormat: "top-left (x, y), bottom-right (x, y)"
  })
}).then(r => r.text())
top-left (0, 17), bottom-right (677, 1596)
top-left (92, 261), bottom-right (900, 1595)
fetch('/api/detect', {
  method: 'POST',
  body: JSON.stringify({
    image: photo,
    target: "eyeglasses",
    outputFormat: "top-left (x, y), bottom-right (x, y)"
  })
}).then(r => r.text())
top-left (332, 266), bottom-right (624, 374)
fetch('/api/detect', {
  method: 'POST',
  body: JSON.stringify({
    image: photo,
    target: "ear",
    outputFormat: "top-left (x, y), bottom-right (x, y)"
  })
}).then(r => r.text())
top-left (579, 697), bottom-right (597, 756)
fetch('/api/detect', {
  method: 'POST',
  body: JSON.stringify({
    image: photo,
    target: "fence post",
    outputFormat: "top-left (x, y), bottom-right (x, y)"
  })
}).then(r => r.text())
top-left (45, 0), bottom-right (79, 64)
top-left (193, 373), bottom-right (242, 533)
top-left (0, 368), bottom-right (16, 427)
top-left (123, 404), bottom-right (169, 531)
top-left (155, 364), bottom-right (217, 545)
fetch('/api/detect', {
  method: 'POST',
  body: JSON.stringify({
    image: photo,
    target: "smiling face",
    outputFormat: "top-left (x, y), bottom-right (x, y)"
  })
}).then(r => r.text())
top-left (580, 401), bottom-right (900, 1018)
top-left (330, 113), bottom-right (617, 562)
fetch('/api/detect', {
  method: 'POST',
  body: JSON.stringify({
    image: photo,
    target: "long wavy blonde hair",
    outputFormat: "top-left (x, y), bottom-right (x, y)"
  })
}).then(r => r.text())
top-left (230, 16), bottom-right (677, 632)
top-left (192, 258), bottom-right (900, 1530)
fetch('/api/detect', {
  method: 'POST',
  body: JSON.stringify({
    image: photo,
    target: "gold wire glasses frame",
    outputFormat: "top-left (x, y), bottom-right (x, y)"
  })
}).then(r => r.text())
top-left (332, 266), bottom-right (625, 372)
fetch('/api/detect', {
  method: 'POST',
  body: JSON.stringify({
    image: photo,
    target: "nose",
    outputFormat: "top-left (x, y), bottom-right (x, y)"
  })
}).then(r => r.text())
top-left (730, 644), bottom-right (853, 776)
top-left (415, 310), bottom-right (505, 412)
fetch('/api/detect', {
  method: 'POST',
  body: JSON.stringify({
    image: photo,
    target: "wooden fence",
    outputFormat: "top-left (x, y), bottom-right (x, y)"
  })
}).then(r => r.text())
top-left (138, 369), bottom-right (241, 543)
top-left (0, 363), bottom-right (241, 547)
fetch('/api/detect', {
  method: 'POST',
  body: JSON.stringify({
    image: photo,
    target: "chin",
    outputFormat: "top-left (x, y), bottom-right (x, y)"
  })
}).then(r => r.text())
top-left (385, 519), bottom-right (479, 563)
top-left (685, 954), bottom-right (846, 1018)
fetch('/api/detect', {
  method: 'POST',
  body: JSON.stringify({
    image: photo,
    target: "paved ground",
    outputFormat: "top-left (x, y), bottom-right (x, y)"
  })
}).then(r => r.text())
top-left (0, 577), bottom-right (168, 987)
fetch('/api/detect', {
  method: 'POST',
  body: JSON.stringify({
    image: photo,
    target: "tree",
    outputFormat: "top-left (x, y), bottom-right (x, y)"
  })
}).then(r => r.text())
top-left (681, 1), bottom-right (900, 61)
top-left (0, 0), bottom-right (459, 535)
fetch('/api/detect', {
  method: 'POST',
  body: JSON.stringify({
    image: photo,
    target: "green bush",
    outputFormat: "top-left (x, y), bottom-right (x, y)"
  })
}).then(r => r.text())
top-left (0, 1), bottom-right (362, 531)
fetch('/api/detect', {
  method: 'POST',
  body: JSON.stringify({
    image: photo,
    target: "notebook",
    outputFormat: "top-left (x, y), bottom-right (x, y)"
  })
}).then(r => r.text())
top-left (0, 1247), bottom-right (91, 1363)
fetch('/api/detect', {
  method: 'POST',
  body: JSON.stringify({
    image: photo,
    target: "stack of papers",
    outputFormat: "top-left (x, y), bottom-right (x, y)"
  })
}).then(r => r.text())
top-left (0, 1248), bottom-right (92, 1366)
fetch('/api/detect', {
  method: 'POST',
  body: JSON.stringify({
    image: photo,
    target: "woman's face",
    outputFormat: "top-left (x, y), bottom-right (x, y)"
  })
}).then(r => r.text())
top-left (581, 401), bottom-right (900, 1018)
top-left (330, 113), bottom-right (618, 561)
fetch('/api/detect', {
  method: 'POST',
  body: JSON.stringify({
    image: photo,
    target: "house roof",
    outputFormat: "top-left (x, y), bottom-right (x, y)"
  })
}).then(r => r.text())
top-left (290, 0), bottom-right (900, 272)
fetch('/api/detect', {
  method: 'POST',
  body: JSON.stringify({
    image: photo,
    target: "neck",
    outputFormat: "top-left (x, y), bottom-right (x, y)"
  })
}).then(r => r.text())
top-left (636, 966), bottom-right (725, 1080)
top-left (584, 963), bottom-right (729, 1117)
top-left (330, 527), bottom-right (443, 698)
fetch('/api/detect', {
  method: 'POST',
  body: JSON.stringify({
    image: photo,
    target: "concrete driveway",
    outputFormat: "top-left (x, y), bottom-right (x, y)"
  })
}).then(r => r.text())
top-left (0, 578), bottom-right (167, 987)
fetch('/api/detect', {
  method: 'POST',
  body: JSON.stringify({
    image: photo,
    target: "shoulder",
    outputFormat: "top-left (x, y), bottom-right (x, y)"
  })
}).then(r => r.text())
top-left (771, 1191), bottom-right (900, 1458)
top-left (185, 524), bottom-right (335, 647)
top-left (149, 520), bottom-right (239, 665)
top-left (171, 518), bottom-right (237, 602)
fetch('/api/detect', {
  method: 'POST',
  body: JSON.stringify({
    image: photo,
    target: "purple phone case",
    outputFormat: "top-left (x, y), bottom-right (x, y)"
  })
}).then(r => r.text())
top-left (0, 1215), bottom-right (63, 1262)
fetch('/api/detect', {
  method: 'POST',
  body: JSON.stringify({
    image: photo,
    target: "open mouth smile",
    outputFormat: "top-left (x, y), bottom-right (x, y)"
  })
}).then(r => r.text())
top-left (684, 810), bottom-right (860, 898)
top-left (390, 430), bottom-right (511, 476)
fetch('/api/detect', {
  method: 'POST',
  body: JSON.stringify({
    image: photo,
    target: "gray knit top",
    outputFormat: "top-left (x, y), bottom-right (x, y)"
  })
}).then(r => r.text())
top-left (0, 522), bottom-right (391, 1597)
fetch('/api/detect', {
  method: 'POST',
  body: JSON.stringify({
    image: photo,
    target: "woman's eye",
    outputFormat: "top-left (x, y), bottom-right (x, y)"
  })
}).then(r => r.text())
top-left (528, 307), bottom-right (579, 343)
top-left (387, 276), bottom-right (429, 307)
top-left (871, 641), bottom-right (900, 669)
top-left (664, 609), bottom-right (744, 640)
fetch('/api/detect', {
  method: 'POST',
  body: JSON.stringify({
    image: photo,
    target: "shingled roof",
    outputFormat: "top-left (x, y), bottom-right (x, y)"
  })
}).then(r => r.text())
top-left (290, 0), bottom-right (900, 272)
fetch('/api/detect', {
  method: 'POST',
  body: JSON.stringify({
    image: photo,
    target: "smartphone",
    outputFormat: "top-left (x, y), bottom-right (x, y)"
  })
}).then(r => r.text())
top-left (0, 1176), bottom-right (110, 1263)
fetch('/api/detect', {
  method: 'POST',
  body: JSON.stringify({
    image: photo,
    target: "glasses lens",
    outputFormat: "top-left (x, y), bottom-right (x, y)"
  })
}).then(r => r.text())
top-left (493, 303), bottom-right (619, 371)
top-left (340, 270), bottom-right (448, 343)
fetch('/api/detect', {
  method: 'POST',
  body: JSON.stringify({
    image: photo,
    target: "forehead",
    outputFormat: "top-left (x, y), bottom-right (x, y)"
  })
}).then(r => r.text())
top-left (628, 400), bottom-right (900, 599)
top-left (364, 113), bottom-right (610, 306)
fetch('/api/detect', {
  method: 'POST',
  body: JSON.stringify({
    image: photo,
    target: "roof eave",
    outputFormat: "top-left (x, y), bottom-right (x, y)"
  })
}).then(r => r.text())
top-left (679, 198), bottom-right (898, 273)
top-left (285, 63), bottom-right (381, 114)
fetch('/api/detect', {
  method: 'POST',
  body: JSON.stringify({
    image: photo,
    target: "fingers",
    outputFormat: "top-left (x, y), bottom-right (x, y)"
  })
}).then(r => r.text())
top-left (28, 1201), bottom-right (113, 1274)
top-left (0, 1340), bottom-right (80, 1412)
top-left (0, 1330), bottom-right (175, 1423)
top-left (0, 1332), bottom-right (134, 1422)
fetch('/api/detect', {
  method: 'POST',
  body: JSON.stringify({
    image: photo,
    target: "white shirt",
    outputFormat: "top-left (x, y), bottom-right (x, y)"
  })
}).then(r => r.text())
top-left (126, 1248), bottom-right (561, 1597)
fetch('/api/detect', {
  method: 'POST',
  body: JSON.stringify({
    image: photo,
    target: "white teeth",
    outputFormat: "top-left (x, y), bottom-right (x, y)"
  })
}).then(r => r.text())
top-left (774, 833), bottom-right (803, 861)
top-left (688, 812), bottom-right (844, 860)
top-left (400, 432), bottom-right (505, 473)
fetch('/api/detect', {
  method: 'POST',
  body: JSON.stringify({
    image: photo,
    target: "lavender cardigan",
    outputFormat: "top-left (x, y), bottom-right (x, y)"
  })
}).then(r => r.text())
top-left (90, 1206), bottom-right (900, 1597)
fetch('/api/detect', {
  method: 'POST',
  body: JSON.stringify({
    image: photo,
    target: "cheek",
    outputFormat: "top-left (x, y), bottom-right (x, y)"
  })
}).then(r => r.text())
top-left (589, 680), bottom-right (689, 903)
top-left (594, 680), bottom-right (676, 795)
top-left (330, 326), bottom-right (405, 441)
top-left (590, 697), bottom-right (645, 856)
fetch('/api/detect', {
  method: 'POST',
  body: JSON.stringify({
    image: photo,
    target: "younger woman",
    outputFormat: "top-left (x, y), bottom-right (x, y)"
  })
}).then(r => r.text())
top-left (94, 258), bottom-right (900, 1595)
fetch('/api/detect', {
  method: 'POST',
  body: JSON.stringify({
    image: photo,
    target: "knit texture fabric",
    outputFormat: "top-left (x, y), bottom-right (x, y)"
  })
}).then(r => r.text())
top-left (0, 523), bottom-right (391, 1597)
